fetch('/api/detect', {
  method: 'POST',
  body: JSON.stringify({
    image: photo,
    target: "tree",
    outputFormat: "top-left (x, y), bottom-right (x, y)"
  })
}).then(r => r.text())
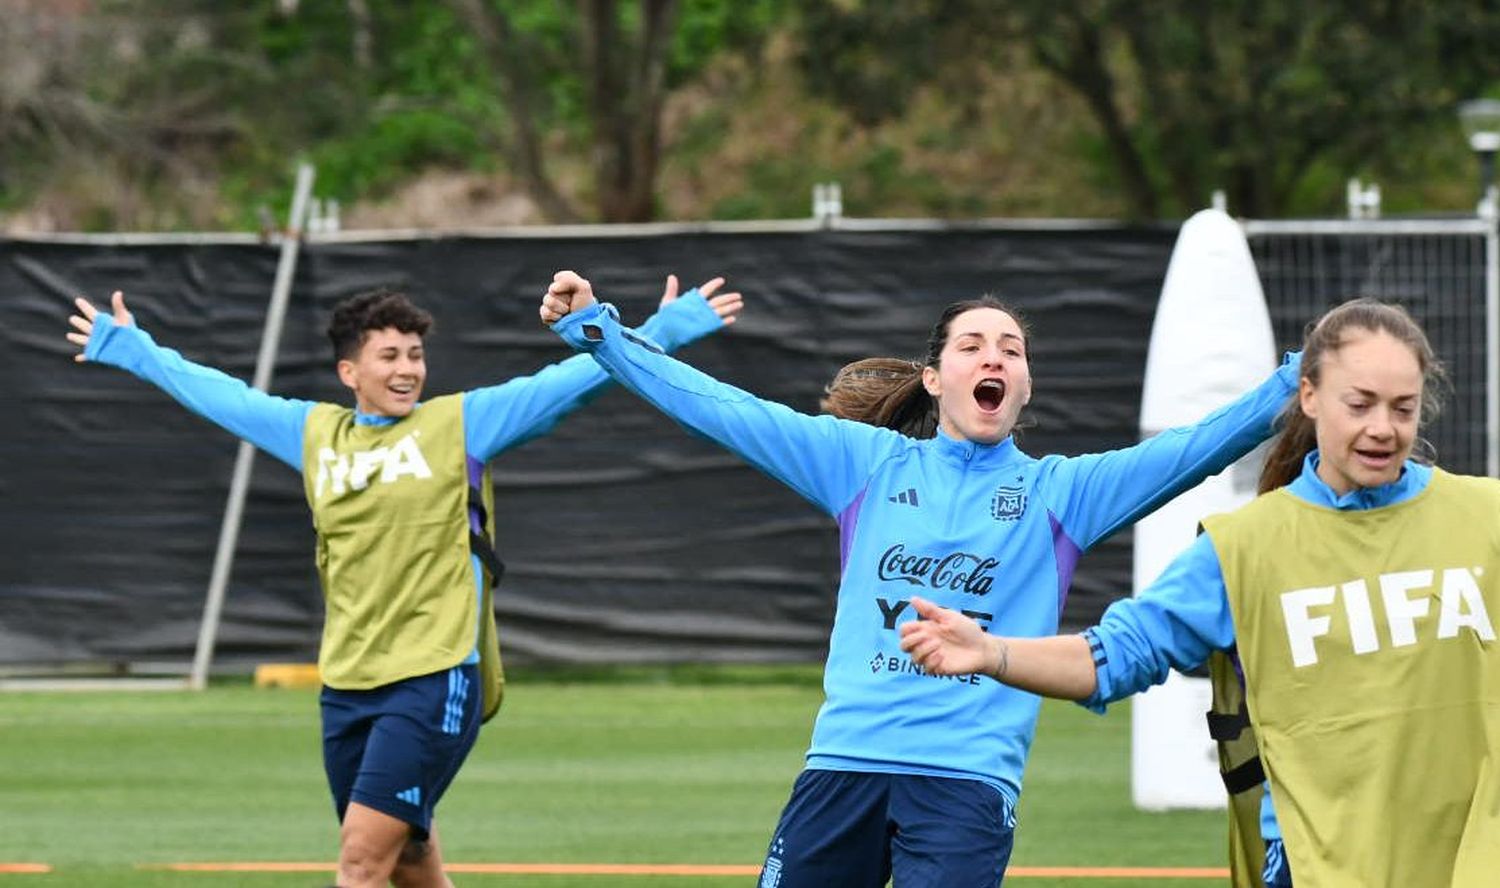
top-left (794, 0), bottom-right (1500, 218)
top-left (0, 3), bottom-right (103, 200)
top-left (0, 1), bottom-right (277, 229)
top-left (450, 0), bottom-right (778, 223)
top-left (1018, 1), bottom-right (1500, 217)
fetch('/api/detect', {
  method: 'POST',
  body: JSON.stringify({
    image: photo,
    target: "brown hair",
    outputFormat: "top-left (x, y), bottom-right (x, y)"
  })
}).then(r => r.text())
top-left (820, 296), bottom-right (1028, 437)
top-left (1257, 297), bottom-right (1445, 493)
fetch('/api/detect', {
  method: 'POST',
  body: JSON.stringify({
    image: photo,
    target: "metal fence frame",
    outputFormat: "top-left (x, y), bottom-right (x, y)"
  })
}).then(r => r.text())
top-left (1242, 217), bottom-right (1499, 479)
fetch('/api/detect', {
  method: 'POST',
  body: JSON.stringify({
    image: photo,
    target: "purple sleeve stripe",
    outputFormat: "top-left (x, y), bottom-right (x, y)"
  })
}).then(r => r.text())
top-left (467, 455), bottom-right (485, 534)
top-left (1049, 510), bottom-right (1082, 616)
top-left (836, 486), bottom-right (870, 576)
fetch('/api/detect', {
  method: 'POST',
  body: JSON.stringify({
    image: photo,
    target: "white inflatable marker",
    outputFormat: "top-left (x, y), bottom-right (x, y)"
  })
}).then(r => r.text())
top-left (1131, 209), bottom-right (1278, 810)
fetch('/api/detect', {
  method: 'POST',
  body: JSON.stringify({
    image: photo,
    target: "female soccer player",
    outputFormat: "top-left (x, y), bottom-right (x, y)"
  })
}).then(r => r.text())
top-left (65, 276), bottom-right (741, 888)
top-left (899, 298), bottom-right (1500, 886)
top-left (540, 269), bottom-right (1300, 887)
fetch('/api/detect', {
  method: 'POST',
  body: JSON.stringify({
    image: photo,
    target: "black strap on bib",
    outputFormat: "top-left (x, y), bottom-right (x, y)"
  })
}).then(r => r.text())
top-left (1206, 705), bottom-right (1251, 741)
top-left (1206, 700), bottom-right (1264, 794)
top-left (1221, 755), bottom-right (1267, 795)
top-left (467, 484), bottom-right (504, 588)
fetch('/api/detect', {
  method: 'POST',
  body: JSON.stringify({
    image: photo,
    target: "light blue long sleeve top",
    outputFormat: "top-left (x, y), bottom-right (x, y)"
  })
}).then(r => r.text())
top-left (82, 290), bottom-right (727, 662)
top-left (554, 301), bottom-right (1300, 816)
top-left (83, 291), bottom-right (725, 469)
top-left (1082, 452), bottom-right (1434, 839)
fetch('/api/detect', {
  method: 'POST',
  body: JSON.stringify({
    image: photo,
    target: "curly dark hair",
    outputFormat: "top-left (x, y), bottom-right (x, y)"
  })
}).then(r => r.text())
top-left (326, 288), bottom-right (433, 361)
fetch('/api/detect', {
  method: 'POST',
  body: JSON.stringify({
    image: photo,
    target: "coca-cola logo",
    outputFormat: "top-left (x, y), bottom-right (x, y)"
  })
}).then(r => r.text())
top-left (876, 544), bottom-right (997, 595)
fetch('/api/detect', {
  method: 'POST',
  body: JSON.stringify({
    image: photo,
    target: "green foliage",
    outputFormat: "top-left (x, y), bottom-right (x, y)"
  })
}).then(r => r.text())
top-left (713, 156), bottom-right (827, 219)
top-left (1018, 0), bottom-right (1500, 217)
top-left (311, 109), bottom-right (489, 198)
top-left (448, 0), bottom-right (782, 145)
top-left (669, 0), bottom-right (784, 83)
top-left (215, 3), bottom-right (512, 226)
top-left (3, 1), bottom-right (1497, 228)
top-left (486, 0), bottom-right (788, 220)
top-left (379, 7), bottom-right (496, 111)
top-left (792, 0), bottom-right (999, 126)
top-left (792, 0), bottom-right (1500, 218)
top-left (261, 5), bottom-right (499, 200)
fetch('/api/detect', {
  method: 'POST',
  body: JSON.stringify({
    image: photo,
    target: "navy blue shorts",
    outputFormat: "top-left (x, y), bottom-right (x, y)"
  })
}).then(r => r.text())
top-left (758, 769), bottom-right (1015, 888)
top-left (1262, 838), bottom-right (1293, 888)
top-left (320, 664), bottom-right (482, 838)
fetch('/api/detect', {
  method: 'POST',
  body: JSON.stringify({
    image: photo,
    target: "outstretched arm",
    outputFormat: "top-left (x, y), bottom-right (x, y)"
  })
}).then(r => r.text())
top-left (638, 273), bottom-right (743, 348)
top-left (67, 291), bottom-right (313, 470)
top-left (899, 596), bottom-right (1099, 699)
top-left (901, 533), bottom-right (1237, 708)
top-left (540, 270), bottom-right (902, 516)
top-left (463, 274), bottom-right (743, 460)
top-left (1047, 353), bottom-right (1300, 550)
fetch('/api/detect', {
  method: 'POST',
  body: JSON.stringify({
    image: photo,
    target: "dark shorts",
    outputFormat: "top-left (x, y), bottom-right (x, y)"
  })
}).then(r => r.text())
top-left (758, 769), bottom-right (1015, 888)
top-left (320, 664), bottom-right (482, 839)
top-left (1262, 838), bottom-right (1293, 888)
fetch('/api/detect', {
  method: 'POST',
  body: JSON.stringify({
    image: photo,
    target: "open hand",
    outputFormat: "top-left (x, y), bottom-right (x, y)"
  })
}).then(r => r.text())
top-left (658, 274), bottom-right (743, 326)
top-left (66, 290), bottom-right (132, 362)
top-left (539, 270), bottom-right (598, 326)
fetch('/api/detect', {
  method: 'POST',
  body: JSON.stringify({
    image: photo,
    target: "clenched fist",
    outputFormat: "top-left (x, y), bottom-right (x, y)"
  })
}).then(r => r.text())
top-left (539, 270), bottom-right (598, 326)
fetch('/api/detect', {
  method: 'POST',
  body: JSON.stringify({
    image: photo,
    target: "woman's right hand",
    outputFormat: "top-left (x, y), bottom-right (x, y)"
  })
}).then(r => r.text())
top-left (540, 270), bottom-right (598, 326)
top-left (900, 596), bottom-right (1004, 678)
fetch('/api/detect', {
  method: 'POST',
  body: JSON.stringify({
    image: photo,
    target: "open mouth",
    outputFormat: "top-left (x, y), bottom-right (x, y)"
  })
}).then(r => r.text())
top-left (388, 381), bottom-right (417, 398)
top-left (1354, 448), bottom-right (1396, 469)
top-left (974, 378), bottom-right (1005, 413)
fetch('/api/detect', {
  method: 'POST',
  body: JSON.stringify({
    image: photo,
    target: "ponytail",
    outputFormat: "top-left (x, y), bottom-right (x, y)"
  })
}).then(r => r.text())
top-left (1257, 398), bottom-right (1316, 494)
top-left (821, 357), bottom-right (935, 437)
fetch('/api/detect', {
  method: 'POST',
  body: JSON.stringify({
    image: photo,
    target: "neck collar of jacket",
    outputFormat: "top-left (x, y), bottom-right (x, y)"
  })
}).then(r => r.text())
top-left (354, 405), bottom-right (419, 426)
top-left (1290, 450), bottom-right (1431, 510)
top-left (929, 427), bottom-right (1019, 464)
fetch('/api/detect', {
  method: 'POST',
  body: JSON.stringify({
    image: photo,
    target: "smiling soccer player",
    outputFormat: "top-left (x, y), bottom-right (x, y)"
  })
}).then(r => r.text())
top-left (66, 275), bottom-right (742, 888)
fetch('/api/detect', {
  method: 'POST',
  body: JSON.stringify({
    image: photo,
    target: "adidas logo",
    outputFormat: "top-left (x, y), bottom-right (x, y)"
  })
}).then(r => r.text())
top-left (887, 488), bottom-right (920, 507)
top-left (396, 786), bottom-right (422, 806)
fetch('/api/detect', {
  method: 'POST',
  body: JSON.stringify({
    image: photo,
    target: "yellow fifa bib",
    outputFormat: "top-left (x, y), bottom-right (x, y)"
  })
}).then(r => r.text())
top-left (1204, 469), bottom-right (1500, 887)
top-left (302, 394), bottom-right (503, 718)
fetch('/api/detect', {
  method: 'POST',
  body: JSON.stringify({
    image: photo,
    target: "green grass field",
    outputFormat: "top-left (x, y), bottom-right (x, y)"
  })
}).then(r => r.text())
top-left (1, 665), bottom-right (1226, 886)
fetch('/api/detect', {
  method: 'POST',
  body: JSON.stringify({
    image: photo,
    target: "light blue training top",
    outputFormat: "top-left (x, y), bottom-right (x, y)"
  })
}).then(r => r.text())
top-left (555, 300), bottom-right (1300, 818)
top-left (83, 290), bottom-right (726, 664)
top-left (1082, 452), bottom-right (1433, 839)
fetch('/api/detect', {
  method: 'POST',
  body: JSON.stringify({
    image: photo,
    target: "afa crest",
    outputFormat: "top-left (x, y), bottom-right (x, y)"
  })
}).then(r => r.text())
top-left (990, 485), bottom-right (1027, 522)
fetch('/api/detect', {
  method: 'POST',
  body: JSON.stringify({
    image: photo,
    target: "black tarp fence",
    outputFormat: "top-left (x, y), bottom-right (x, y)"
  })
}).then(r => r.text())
top-left (4, 223), bottom-right (1189, 671)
